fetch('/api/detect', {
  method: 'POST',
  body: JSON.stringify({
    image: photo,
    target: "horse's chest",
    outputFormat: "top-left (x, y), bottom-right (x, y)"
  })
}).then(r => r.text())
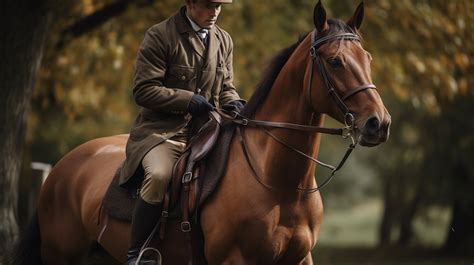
top-left (240, 224), bottom-right (314, 264)
top-left (238, 199), bottom-right (322, 263)
top-left (270, 226), bottom-right (314, 262)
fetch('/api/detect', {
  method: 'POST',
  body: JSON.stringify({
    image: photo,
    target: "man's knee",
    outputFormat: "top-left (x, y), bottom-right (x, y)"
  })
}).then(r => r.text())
top-left (140, 166), bottom-right (173, 204)
top-left (146, 166), bottom-right (173, 187)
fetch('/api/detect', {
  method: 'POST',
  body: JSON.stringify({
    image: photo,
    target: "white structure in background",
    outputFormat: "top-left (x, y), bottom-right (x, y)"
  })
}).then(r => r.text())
top-left (21, 162), bottom-right (53, 223)
top-left (31, 162), bottom-right (52, 184)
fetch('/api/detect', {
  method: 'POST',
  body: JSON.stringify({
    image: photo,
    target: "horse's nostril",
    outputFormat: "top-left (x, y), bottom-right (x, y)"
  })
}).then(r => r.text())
top-left (365, 117), bottom-right (380, 134)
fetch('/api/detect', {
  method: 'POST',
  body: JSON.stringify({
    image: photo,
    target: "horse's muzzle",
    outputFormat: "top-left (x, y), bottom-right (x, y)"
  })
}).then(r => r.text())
top-left (358, 115), bottom-right (391, 147)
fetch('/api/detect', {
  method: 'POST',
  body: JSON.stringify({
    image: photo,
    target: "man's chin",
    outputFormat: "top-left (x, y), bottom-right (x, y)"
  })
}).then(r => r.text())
top-left (203, 21), bottom-right (216, 29)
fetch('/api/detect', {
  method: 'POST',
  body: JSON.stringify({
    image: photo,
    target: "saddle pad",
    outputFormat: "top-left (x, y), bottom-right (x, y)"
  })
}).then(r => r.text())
top-left (101, 125), bottom-right (236, 222)
top-left (198, 124), bottom-right (235, 205)
top-left (102, 163), bottom-right (137, 221)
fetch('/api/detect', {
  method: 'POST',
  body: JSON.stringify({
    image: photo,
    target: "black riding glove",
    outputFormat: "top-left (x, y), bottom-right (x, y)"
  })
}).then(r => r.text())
top-left (187, 95), bottom-right (214, 116)
top-left (222, 100), bottom-right (246, 114)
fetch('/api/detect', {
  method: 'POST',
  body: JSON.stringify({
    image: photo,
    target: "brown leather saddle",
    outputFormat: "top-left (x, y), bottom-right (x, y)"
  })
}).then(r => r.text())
top-left (159, 110), bottom-right (223, 238)
top-left (102, 110), bottom-right (235, 233)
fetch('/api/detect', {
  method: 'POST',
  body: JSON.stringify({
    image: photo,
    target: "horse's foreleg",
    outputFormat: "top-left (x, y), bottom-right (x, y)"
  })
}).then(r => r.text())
top-left (300, 252), bottom-right (314, 265)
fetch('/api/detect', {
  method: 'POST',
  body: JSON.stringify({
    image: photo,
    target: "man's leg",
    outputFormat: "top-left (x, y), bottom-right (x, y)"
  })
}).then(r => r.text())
top-left (126, 140), bottom-right (186, 265)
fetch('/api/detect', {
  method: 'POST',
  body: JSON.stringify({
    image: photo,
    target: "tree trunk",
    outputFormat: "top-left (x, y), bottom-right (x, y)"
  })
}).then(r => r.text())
top-left (443, 164), bottom-right (474, 255)
top-left (0, 0), bottom-right (51, 261)
top-left (379, 174), bottom-right (394, 246)
top-left (444, 197), bottom-right (474, 255)
top-left (397, 173), bottom-right (426, 246)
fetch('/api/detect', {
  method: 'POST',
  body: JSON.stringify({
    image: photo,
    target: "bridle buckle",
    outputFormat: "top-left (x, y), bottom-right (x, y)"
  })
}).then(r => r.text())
top-left (310, 45), bottom-right (317, 59)
top-left (344, 112), bottom-right (355, 129)
top-left (342, 127), bottom-right (352, 139)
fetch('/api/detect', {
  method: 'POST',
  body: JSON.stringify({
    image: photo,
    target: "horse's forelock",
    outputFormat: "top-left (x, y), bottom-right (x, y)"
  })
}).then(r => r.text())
top-left (326, 19), bottom-right (364, 57)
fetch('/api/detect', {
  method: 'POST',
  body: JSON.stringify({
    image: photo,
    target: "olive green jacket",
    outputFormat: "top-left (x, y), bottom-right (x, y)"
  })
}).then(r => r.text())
top-left (120, 8), bottom-right (241, 185)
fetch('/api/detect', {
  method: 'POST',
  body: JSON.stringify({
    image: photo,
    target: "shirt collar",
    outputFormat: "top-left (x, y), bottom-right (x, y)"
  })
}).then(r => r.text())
top-left (185, 9), bottom-right (207, 34)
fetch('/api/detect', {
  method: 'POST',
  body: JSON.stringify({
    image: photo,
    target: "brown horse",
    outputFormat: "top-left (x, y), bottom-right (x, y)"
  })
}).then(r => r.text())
top-left (13, 1), bottom-right (390, 264)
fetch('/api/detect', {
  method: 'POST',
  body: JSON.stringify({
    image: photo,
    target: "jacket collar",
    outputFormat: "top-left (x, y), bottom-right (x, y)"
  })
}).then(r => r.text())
top-left (175, 7), bottom-right (220, 60)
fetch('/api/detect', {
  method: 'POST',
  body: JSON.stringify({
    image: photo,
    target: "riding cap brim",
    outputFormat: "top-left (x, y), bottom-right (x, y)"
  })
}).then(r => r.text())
top-left (209, 0), bottom-right (233, 3)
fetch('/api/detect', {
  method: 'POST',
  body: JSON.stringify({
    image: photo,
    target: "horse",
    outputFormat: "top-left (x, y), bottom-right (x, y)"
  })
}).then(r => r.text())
top-left (13, 1), bottom-right (390, 264)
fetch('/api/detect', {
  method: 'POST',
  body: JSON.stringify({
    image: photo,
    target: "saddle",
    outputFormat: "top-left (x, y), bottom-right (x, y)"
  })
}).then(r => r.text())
top-left (160, 110), bottom-right (223, 237)
top-left (101, 110), bottom-right (236, 262)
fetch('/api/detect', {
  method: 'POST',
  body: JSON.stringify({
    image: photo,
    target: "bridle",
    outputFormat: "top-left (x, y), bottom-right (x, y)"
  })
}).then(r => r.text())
top-left (308, 30), bottom-right (376, 128)
top-left (218, 29), bottom-right (377, 194)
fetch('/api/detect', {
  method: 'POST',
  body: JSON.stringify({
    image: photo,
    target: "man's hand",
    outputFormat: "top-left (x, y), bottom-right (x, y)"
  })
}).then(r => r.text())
top-left (222, 100), bottom-right (245, 113)
top-left (187, 95), bottom-right (214, 116)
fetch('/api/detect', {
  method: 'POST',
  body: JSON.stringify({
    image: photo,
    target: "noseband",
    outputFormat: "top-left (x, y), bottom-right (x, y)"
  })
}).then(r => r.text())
top-left (219, 30), bottom-right (377, 194)
top-left (308, 31), bottom-right (376, 128)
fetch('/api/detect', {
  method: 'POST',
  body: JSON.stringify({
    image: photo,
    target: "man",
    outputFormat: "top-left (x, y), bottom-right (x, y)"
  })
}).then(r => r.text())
top-left (119, 0), bottom-right (245, 264)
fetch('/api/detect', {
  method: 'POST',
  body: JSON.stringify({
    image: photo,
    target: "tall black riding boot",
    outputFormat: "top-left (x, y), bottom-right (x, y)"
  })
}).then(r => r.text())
top-left (126, 198), bottom-right (162, 265)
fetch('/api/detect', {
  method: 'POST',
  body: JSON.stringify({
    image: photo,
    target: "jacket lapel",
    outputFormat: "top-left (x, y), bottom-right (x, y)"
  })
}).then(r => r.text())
top-left (206, 27), bottom-right (220, 63)
top-left (174, 9), bottom-right (206, 58)
top-left (188, 34), bottom-right (206, 58)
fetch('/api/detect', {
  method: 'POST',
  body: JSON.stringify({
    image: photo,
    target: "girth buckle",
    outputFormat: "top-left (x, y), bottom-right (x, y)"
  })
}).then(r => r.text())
top-left (182, 172), bottom-right (193, 183)
top-left (181, 221), bottom-right (191, 232)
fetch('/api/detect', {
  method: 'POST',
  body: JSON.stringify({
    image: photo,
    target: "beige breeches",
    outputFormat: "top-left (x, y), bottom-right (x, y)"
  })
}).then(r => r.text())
top-left (140, 139), bottom-right (187, 205)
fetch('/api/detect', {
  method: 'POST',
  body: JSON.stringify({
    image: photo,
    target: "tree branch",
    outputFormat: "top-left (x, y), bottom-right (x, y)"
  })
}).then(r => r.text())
top-left (56, 0), bottom-right (153, 49)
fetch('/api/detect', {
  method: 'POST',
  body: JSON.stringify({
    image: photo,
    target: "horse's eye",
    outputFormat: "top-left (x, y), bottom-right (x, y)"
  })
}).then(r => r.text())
top-left (327, 57), bottom-right (343, 68)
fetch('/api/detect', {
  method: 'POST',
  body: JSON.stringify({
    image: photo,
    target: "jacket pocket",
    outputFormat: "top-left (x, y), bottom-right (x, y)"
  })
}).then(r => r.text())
top-left (165, 65), bottom-right (196, 90)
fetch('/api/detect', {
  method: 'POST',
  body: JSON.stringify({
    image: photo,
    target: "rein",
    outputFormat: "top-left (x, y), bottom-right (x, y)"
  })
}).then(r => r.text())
top-left (216, 30), bottom-right (376, 194)
top-left (216, 109), bottom-right (355, 194)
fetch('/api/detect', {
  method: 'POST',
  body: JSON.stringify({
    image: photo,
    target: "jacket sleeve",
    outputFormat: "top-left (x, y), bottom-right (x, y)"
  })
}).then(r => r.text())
top-left (132, 27), bottom-right (194, 113)
top-left (218, 34), bottom-right (245, 105)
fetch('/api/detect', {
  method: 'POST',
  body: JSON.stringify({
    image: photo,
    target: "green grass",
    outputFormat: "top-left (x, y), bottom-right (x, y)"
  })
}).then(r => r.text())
top-left (313, 199), bottom-right (470, 264)
top-left (318, 200), bottom-right (382, 247)
top-left (313, 247), bottom-right (472, 265)
top-left (318, 199), bottom-right (451, 248)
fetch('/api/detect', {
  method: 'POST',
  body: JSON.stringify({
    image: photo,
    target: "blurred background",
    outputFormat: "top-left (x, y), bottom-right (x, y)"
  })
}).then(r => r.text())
top-left (10, 0), bottom-right (474, 264)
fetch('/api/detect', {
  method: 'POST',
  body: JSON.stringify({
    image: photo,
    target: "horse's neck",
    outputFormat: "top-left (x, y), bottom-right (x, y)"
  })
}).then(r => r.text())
top-left (250, 38), bottom-right (324, 190)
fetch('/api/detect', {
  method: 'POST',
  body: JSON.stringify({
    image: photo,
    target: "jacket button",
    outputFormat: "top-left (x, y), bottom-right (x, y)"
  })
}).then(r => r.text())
top-left (181, 75), bottom-right (186, 81)
top-left (197, 88), bottom-right (202, 93)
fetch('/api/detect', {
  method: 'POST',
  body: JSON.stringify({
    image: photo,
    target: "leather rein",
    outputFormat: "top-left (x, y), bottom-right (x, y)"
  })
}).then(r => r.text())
top-left (218, 30), bottom-right (377, 194)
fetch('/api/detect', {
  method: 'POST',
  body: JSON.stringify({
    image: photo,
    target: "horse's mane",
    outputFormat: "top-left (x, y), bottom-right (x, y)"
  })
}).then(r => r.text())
top-left (240, 19), bottom-right (361, 118)
top-left (240, 35), bottom-right (307, 118)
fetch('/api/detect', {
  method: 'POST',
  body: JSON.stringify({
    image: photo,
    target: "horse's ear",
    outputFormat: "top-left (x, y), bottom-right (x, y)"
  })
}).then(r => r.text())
top-left (347, 1), bottom-right (365, 29)
top-left (314, 0), bottom-right (328, 32)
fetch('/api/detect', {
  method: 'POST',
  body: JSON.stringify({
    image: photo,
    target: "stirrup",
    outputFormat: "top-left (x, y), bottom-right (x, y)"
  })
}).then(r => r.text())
top-left (135, 247), bottom-right (162, 265)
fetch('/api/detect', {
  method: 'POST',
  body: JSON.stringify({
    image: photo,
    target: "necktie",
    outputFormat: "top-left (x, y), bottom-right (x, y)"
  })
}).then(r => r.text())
top-left (197, 29), bottom-right (209, 46)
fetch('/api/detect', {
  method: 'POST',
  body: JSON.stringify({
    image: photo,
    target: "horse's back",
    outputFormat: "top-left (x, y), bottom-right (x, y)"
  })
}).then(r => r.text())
top-left (38, 134), bottom-right (128, 263)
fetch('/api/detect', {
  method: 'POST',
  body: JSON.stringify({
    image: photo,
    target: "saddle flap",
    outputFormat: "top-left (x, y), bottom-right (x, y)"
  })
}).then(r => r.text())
top-left (187, 114), bottom-right (221, 162)
top-left (171, 151), bottom-right (189, 205)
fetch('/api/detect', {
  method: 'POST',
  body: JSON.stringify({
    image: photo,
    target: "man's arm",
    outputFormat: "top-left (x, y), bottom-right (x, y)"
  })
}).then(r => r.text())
top-left (132, 27), bottom-right (194, 114)
top-left (218, 34), bottom-right (244, 106)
